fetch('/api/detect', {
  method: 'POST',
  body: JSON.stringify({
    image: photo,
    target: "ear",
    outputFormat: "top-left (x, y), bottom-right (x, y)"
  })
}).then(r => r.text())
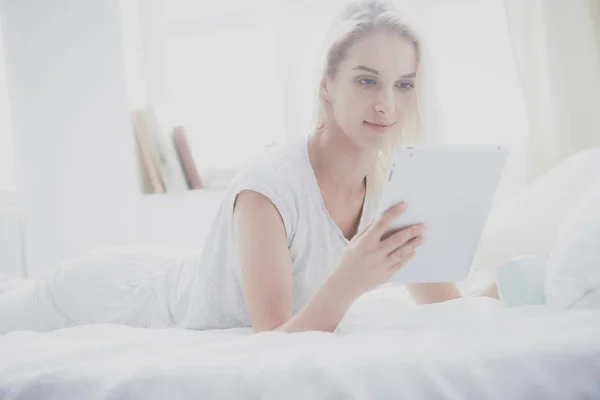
top-left (320, 77), bottom-right (333, 102)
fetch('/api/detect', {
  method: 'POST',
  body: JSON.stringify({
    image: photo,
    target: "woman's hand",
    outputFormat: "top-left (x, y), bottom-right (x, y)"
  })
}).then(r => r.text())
top-left (328, 202), bottom-right (425, 300)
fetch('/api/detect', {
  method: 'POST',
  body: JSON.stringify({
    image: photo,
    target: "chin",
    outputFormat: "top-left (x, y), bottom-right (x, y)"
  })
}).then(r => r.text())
top-left (344, 129), bottom-right (385, 152)
top-left (357, 125), bottom-right (399, 149)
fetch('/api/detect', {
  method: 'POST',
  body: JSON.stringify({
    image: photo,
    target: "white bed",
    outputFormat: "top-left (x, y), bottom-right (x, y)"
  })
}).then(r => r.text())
top-left (2, 149), bottom-right (599, 399)
top-left (1, 290), bottom-right (600, 400)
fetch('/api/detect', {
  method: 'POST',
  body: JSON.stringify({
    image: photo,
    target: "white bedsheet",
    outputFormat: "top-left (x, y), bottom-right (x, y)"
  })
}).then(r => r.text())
top-left (0, 275), bottom-right (22, 296)
top-left (1, 296), bottom-right (599, 400)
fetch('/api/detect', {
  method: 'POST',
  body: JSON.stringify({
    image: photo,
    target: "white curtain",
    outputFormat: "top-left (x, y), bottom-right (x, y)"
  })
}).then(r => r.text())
top-left (503, 0), bottom-right (600, 182)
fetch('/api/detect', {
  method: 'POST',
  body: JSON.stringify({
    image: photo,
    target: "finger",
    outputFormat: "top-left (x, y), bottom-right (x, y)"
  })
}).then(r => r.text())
top-left (384, 235), bottom-right (423, 268)
top-left (369, 202), bottom-right (407, 239)
top-left (390, 250), bottom-right (417, 271)
top-left (354, 222), bottom-right (371, 241)
top-left (381, 224), bottom-right (425, 255)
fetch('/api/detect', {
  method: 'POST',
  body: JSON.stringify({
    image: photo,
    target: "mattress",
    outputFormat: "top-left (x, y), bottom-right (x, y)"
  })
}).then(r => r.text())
top-left (1, 296), bottom-right (599, 400)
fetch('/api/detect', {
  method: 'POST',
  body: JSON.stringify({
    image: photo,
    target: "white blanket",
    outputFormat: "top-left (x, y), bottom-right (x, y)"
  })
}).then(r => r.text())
top-left (1, 296), bottom-right (600, 400)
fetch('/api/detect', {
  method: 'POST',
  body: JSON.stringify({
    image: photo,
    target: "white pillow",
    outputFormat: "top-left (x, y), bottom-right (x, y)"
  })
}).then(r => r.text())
top-left (472, 147), bottom-right (600, 271)
top-left (544, 178), bottom-right (600, 310)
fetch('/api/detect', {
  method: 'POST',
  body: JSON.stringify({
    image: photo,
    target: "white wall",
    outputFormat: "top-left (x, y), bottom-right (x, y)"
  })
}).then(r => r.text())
top-left (0, 0), bottom-right (143, 278)
top-left (0, 207), bottom-right (24, 277)
top-left (0, 190), bottom-right (22, 277)
top-left (0, 13), bottom-right (15, 191)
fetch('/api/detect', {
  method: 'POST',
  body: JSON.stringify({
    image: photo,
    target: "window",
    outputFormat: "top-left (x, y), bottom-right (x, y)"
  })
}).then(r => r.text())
top-left (426, 0), bottom-right (527, 147)
top-left (0, 19), bottom-right (16, 191)
top-left (423, 0), bottom-right (528, 202)
top-left (133, 0), bottom-right (354, 185)
top-left (133, 0), bottom-right (527, 197)
top-left (163, 29), bottom-right (286, 170)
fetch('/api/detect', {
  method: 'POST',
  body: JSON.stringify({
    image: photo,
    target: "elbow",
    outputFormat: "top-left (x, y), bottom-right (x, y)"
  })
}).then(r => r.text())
top-left (251, 317), bottom-right (290, 333)
top-left (252, 325), bottom-right (278, 333)
top-left (407, 282), bottom-right (463, 305)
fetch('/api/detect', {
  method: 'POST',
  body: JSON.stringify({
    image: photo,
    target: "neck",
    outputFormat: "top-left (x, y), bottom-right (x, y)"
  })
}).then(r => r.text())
top-left (308, 123), bottom-right (378, 198)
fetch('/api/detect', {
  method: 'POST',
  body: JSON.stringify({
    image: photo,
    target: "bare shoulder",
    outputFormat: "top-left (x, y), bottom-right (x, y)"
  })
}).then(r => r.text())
top-left (230, 139), bottom-right (308, 240)
top-left (233, 190), bottom-right (286, 236)
top-left (234, 189), bottom-right (277, 213)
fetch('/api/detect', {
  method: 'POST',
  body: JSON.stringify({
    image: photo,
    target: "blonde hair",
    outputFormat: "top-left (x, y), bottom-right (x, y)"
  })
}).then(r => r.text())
top-left (314, 0), bottom-right (424, 201)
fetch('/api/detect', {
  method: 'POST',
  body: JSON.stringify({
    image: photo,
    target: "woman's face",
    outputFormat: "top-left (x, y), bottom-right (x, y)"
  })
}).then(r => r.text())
top-left (321, 32), bottom-right (418, 150)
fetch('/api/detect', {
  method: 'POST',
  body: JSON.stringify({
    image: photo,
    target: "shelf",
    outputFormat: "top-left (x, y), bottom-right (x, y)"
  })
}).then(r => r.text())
top-left (140, 188), bottom-right (225, 250)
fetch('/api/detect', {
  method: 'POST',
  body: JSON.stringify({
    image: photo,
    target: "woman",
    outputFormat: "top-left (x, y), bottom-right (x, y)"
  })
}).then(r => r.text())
top-left (177, 0), bottom-right (498, 333)
top-left (0, 0), bottom-right (498, 334)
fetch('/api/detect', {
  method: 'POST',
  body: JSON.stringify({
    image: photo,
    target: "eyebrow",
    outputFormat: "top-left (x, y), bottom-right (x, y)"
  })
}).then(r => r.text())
top-left (352, 65), bottom-right (416, 78)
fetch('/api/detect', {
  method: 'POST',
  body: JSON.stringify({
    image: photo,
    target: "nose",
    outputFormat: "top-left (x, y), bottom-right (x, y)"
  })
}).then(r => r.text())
top-left (373, 86), bottom-right (395, 117)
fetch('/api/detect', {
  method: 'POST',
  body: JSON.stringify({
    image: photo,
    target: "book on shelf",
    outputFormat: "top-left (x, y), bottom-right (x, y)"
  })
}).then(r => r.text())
top-left (172, 125), bottom-right (204, 189)
top-left (132, 110), bottom-right (165, 194)
top-left (131, 107), bottom-right (202, 194)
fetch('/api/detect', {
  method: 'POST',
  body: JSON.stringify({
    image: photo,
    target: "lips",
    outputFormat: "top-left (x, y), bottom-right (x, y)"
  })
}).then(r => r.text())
top-left (365, 121), bottom-right (393, 127)
top-left (364, 121), bottom-right (395, 133)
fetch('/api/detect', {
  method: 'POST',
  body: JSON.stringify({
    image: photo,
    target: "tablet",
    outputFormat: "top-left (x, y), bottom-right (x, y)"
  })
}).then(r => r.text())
top-left (377, 145), bottom-right (509, 283)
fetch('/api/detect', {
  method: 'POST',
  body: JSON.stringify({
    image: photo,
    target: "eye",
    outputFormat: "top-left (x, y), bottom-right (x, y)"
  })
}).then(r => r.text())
top-left (397, 81), bottom-right (415, 91)
top-left (358, 78), bottom-right (377, 86)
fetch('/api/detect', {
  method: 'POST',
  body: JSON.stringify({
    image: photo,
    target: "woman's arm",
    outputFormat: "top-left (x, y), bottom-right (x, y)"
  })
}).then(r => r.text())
top-left (235, 191), bottom-right (425, 332)
top-left (234, 190), bottom-right (355, 333)
top-left (406, 281), bottom-right (500, 305)
top-left (406, 283), bottom-right (463, 305)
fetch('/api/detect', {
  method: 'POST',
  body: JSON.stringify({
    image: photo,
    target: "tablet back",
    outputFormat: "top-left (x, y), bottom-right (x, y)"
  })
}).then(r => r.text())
top-left (378, 145), bottom-right (509, 283)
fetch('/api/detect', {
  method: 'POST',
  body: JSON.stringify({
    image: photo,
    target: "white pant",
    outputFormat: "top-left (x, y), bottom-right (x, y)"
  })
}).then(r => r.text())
top-left (0, 247), bottom-right (199, 333)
